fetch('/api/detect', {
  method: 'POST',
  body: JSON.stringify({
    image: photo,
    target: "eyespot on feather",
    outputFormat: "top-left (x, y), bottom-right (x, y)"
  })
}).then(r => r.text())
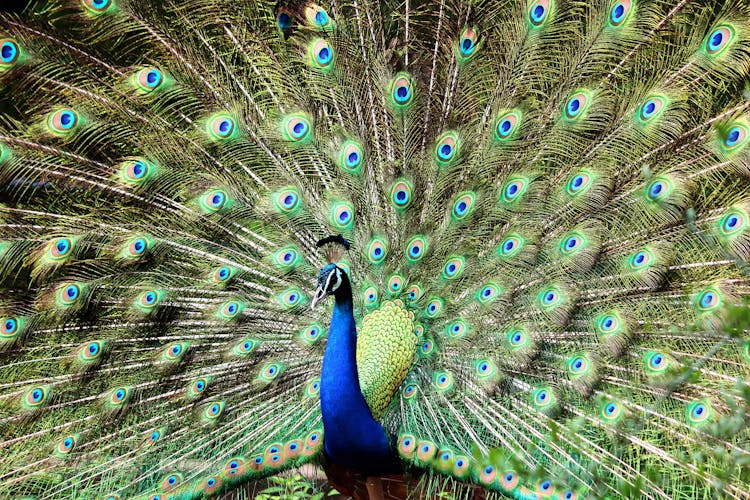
top-left (424, 297), bottom-right (444, 318)
top-left (207, 113), bottom-right (237, 141)
top-left (405, 235), bottom-right (428, 262)
top-left (338, 140), bottom-right (364, 173)
top-left (704, 24), bottom-right (735, 56)
top-left (563, 90), bottom-right (591, 120)
top-left (390, 179), bottom-right (414, 209)
top-left (434, 131), bottom-right (460, 165)
top-left (528, 0), bottom-right (551, 27)
top-left (132, 67), bottom-right (166, 93)
top-left (0, 39), bottom-right (21, 70)
top-left (608, 0), bottom-right (633, 27)
top-left (637, 95), bottom-right (666, 123)
top-left (199, 188), bottom-right (231, 213)
top-left (330, 201), bottom-right (354, 230)
top-left (565, 170), bottom-right (593, 196)
top-left (47, 108), bottom-right (80, 135)
top-left (366, 236), bottom-right (388, 264)
top-left (81, 0), bottom-right (114, 15)
top-left (118, 158), bottom-right (156, 185)
top-left (281, 113), bottom-right (312, 142)
top-left (476, 282), bottom-right (501, 304)
top-left (457, 27), bottom-right (480, 62)
top-left (57, 282), bottom-right (85, 307)
top-left (495, 110), bottom-right (522, 141)
top-left (389, 72), bottom-right (415, 108)
top-left (309, 39), bottom-right (334, 70)
top-left (442, 256), bottom-right (465, 280)
top-left (452, 192), bottom-right (475, 220)
top-left (304, 4), bottom-right (333, 29)
top-left (398, 434), bottom-right (417, 459)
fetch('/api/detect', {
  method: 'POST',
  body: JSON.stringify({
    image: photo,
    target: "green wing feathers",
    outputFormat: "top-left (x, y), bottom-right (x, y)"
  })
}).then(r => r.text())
top-left (0, 0), bottom-right (750, 498)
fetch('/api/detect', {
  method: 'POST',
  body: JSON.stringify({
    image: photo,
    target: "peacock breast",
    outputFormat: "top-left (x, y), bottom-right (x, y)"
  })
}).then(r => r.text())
top-left (355, 300), bottom-right (417, 419)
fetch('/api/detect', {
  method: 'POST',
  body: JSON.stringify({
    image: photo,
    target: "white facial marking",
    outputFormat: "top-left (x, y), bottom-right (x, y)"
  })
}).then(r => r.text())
top-left (327, 268), bottom-right (342, 292)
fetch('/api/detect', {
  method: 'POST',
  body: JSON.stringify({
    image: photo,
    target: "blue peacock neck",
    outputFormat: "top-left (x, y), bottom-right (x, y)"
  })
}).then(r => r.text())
top-left (319, 279), bottom-right (398, 473)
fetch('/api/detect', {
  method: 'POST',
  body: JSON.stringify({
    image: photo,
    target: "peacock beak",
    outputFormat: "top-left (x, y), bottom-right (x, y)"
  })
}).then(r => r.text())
top-left (310, 286), bottom-right (328, 309)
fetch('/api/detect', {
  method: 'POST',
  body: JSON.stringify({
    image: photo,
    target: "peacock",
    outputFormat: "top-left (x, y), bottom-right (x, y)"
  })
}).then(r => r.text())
top-left (1, 0), bottom-right (750, 498)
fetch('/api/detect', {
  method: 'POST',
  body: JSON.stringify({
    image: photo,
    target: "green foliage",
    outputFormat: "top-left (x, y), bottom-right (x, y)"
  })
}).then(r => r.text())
top-left (255, 474), bottom-right (339, 500)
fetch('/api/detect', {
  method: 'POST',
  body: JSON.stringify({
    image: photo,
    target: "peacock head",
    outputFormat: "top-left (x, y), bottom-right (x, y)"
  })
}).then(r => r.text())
top-left (311, 263), bottom-right (350, 308)
top-left (311, 235), bottom-right (352, 308)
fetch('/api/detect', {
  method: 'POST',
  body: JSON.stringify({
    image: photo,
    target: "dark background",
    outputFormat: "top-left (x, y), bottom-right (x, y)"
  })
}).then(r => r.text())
top-left (0, 1), bottom-right (32, 13)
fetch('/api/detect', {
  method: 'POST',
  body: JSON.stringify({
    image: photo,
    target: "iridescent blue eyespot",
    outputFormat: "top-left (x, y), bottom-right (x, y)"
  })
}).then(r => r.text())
top-left (566, 171), bottom-right (592, 195)
top-left (498, 119), bottom-right (512, 136)
top-left (395, 85), bottom-right (410, 103)
top-left (567, 98), bottom-right (580, 115)
top-left (1, 40), bottom-right (19, 65)
top-left (725, 126), bottom-right (744, 148)
top-left (648, 353), bottom-right (665, 370)
top-left (132, 161), bottom-right (147, 179)
top-left (316, 46), bottom-right (332, 65)
top-left (4, 318), bottom-right (17, 334)
top-left (700, 291), bottom-right (715, 308)
top-left (66, 285), bottom-right (79, 300)
top-left (455, 200), bottom-right (468, 216)
top-left (642, 100), bottom-right (656, 117)
top-left (292, 121), bottom-right (307, 139)
top-left (528, 0), bottom-right (550, 26)
top-left (56, 239), bottom-right (70, 254)
top-left (692, 403), bottom-right (705, 418)
top-left (438, 143), bottom-right (453, 160)
top-left (210, 191), bottom-right (225, 209)
top-left (611, 3), bottom-right (625, 22)
top-left (278, 12), bottom-right (291, 29)
top-left (146, 70), bottom-right (161, 87)
top-left (59, 111), bottom-right (76, 129)
top-left (709, 31), bottom-right (723, 51)
top-left (725, 214), bottom-right (739, 230)
top-left (82, 0), bottom-right (112, 13)
top-left (347, 151), bottom-right (359, 166)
